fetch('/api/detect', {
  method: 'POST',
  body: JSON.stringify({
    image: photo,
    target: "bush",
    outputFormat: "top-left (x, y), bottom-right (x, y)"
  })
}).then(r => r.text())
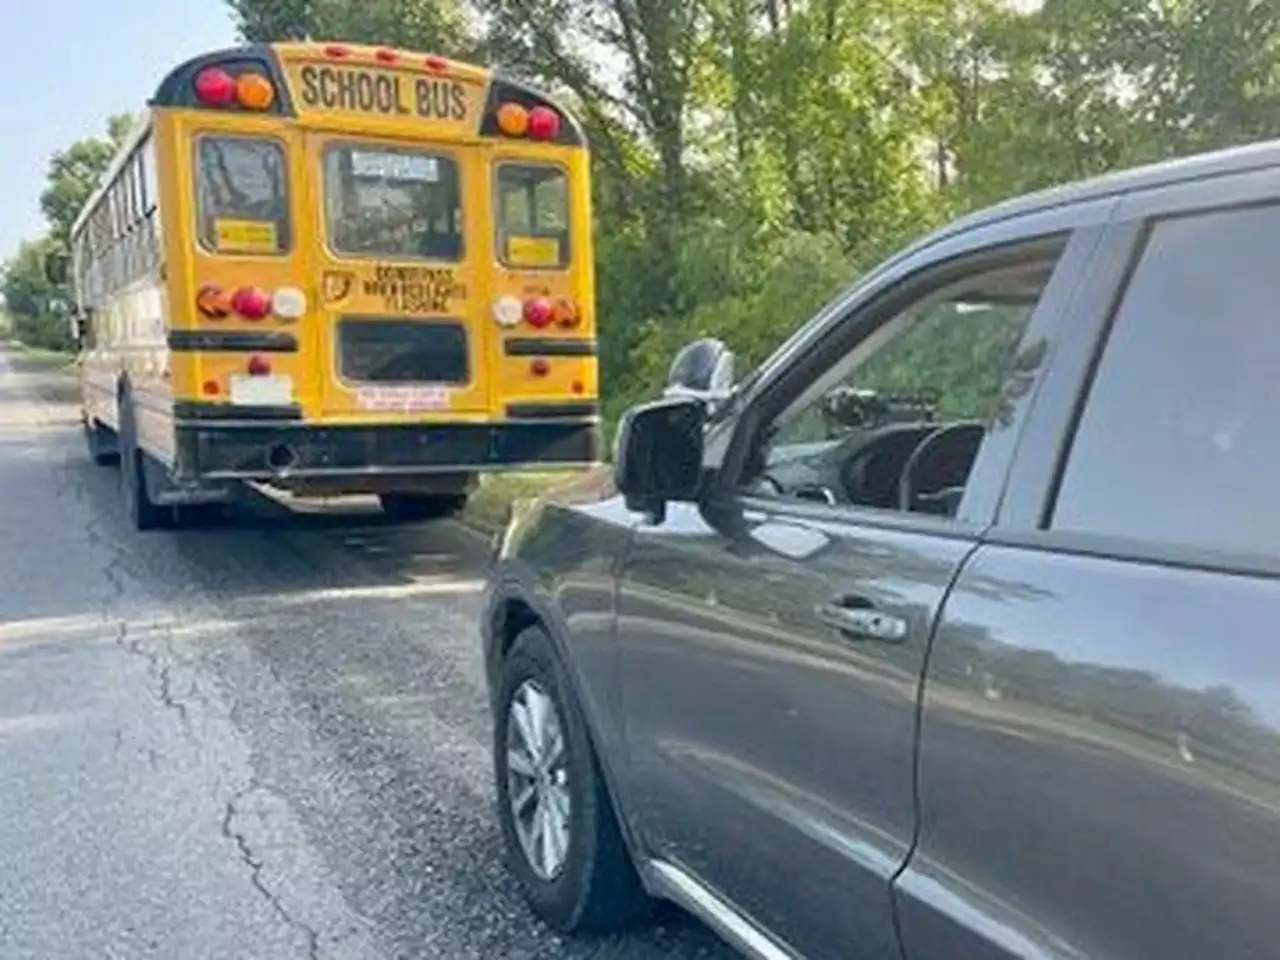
top-left (605, 222), bottom-right (854, 420)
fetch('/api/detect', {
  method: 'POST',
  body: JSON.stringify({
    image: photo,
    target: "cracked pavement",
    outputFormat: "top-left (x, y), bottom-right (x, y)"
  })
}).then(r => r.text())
top-left (0, 344), bottom-right (733, 960)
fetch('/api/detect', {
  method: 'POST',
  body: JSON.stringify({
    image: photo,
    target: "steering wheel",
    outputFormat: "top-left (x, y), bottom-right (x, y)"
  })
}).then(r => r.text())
top-left (897, 422), bottom-right (986, 515)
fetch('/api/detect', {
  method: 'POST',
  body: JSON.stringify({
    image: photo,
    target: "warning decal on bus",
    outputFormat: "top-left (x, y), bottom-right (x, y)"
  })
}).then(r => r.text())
top-left (355, 385), bottom-right (452, 411)
top-left (214, 219), bottom-right (279, 254)
top-left (506, 236), bottom-right (562, 268)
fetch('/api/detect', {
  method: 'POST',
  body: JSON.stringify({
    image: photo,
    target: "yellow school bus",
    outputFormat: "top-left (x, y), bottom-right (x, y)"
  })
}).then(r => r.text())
top-left (62, 41), bottom-right (599, 529)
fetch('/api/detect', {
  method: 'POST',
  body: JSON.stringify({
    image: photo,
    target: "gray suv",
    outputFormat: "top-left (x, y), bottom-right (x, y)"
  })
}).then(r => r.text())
top-left (482, 139), bottom-right (1280, 959)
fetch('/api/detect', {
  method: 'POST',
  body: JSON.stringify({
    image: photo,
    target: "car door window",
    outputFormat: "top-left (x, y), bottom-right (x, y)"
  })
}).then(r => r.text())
top-left (1052, 204), bottom-right (1280, 561)
top-left (740, 248), bottom-right (1064, 519)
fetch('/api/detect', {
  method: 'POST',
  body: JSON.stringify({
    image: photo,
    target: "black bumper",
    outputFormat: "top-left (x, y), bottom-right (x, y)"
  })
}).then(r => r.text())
top-left (174, 418), bottom-right (602, 480)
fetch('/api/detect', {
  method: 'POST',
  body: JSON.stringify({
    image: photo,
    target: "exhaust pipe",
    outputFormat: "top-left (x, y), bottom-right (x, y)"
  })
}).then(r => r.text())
top-left (266, 443), bottom-right (298, 473)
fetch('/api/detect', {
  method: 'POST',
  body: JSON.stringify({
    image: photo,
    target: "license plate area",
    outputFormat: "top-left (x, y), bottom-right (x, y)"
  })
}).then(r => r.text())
top-left (338, 318), bottom-right (469, 384)
top-left (230, 373), bottom-right (294, 406)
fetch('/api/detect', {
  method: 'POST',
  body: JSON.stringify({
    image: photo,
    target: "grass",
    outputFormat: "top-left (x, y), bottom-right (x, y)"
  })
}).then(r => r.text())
top-left (461, 471), bottom-right (571, 536)
top-left (9, 341), bottom-right (76, 369)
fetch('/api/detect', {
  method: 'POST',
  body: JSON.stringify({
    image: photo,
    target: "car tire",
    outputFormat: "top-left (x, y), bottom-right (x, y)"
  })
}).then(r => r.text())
top-left (378, 492), bottom-right (467, 522)
top-left (83, 418), bottom-right (119, 466)
top-left (119, 397), bottom-right (170, 532)
top-left (494, 625), bottom-right (652, 934)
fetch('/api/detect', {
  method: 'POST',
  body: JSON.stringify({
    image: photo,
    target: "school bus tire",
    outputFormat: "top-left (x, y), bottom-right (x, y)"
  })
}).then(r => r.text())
top-left (378, 492), bottom-right (468, 523)
top-left (83, 417), bottom-right (120, 467)
top-left (118, 397), bottom-right (170, 532)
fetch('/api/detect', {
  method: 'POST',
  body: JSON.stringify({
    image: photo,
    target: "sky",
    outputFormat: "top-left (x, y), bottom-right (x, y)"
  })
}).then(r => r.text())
top-left (0, 0), bottom-right (238, 261)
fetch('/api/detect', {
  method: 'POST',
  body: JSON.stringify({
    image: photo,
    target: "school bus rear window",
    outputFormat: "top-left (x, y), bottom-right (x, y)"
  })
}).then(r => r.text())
top-left (324, 144), bottom-right (463, 261)
top-left (496, 164), bottom-right (569, 268)
top-left (195, 135), bottom-right (290, 254)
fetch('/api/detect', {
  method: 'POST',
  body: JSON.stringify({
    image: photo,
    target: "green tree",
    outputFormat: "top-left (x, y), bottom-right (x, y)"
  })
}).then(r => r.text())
top-left (4, 114), bottom-right (129, 350)
top-left (227, 0), bottom-right (315, 39)
top-left (1, 237), bottom-right (70, 351)
top-left (227, 0), bottom-right (470, 55)
top-left (40, 113), bottom-right (133, 247)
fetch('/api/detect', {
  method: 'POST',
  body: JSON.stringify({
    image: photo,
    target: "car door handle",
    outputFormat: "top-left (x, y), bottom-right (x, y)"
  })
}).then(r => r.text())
top-left (816, 599), bottom-right (909, 643)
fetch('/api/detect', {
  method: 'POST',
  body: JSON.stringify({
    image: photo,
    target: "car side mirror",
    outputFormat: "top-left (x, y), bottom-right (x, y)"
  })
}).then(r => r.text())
top-left (614, 396), bottom-right (706, 521)
top-left (44, 253), bottom-right (70, 287)
top-left (664, 338), bottom-right (735, 410)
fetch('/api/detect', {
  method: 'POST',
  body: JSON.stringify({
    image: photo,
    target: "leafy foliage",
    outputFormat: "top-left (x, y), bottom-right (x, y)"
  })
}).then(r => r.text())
top-left (2, 115), bottom-right (129, 351)
top-left (1, 237), bottom-right (70, 350)
top-left (229, 0), bottom-right (470, 54)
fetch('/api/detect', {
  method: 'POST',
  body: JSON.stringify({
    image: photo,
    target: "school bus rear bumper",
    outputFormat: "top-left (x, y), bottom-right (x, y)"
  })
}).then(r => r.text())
top-left (172, 405), bottom-right (602, 480)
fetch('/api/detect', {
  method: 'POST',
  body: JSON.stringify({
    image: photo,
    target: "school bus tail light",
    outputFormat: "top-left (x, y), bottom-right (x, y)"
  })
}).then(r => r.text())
top-left (271, 287), bottom-right (307, 320)
top-left (530, 359), bottom-right (551, 377)
top-left (194, 68), bottom-right (237, 106)
top-left (197, 284), bottom-right (231, 319)
top-left (493, 296), bottom-right (523, 328)
top-left (523, 297), bottom-right (553, 328)
top-left (246, 356), bottom-right (272, 377)
top-left (496, 103), bottom-right (529, 137)
top-left (527, 106), bottom-right (561, 141)
top-left (553, 298), bottom-right (580, 328)
top-left (235, 73), bottom-right (276, 111)
top-left (231, 286), bottom-right (272, 320)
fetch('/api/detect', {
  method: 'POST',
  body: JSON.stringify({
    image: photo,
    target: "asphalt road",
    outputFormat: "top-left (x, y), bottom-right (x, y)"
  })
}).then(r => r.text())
top-left (0, 344), bottom-right (732, 960)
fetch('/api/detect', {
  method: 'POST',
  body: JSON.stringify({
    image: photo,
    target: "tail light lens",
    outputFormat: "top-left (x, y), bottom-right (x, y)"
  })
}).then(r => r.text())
top-left (231, 286), bottom-right (272, 320)
top-left (496, 102), bottom-right (529, 137)
top-left (493, 295), bottom-right (523, 328)
top-left (194, 68), bottom-right (236, 106)
top-left (246, 355), bottom-right (272, 377)
top-left (530, 359), bottom-right (551, 377)
top-left (523, 297), bottom-right (553, 328)
top-left (376, 48), bottom-right (398, 63)
top-left (552, 298), bottom-right (580, 328)
top-left (271, 287), bottom-right (307, 320)
top-left (197, 284), bottom-right (230, 319)
top-left (235, 73), bottom-right (275, 110)
top-left (527, 106), bottom-right (561, 141)
top-left (425, 54), bottom-right (448, 73)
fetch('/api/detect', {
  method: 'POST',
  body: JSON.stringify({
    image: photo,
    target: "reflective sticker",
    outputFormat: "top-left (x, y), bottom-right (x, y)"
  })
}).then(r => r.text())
top-left (214, 218), bottom-right (279, 254)
top-left (355, 385), bottom-right (452, 411)
top-left (323, 270), bottom-right (354, 302)
top-left (506, 235), bottom-right (561, 267)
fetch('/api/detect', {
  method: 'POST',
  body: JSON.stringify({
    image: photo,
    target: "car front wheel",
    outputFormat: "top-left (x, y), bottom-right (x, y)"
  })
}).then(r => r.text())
top-left (494, 625), bottom-right (651, 933)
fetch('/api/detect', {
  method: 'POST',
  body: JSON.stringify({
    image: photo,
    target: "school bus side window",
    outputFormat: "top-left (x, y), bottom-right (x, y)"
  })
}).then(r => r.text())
top-left (195, 135), bottom-right (290, 255)
top-left (496, 164), bottom-right (569, 269)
